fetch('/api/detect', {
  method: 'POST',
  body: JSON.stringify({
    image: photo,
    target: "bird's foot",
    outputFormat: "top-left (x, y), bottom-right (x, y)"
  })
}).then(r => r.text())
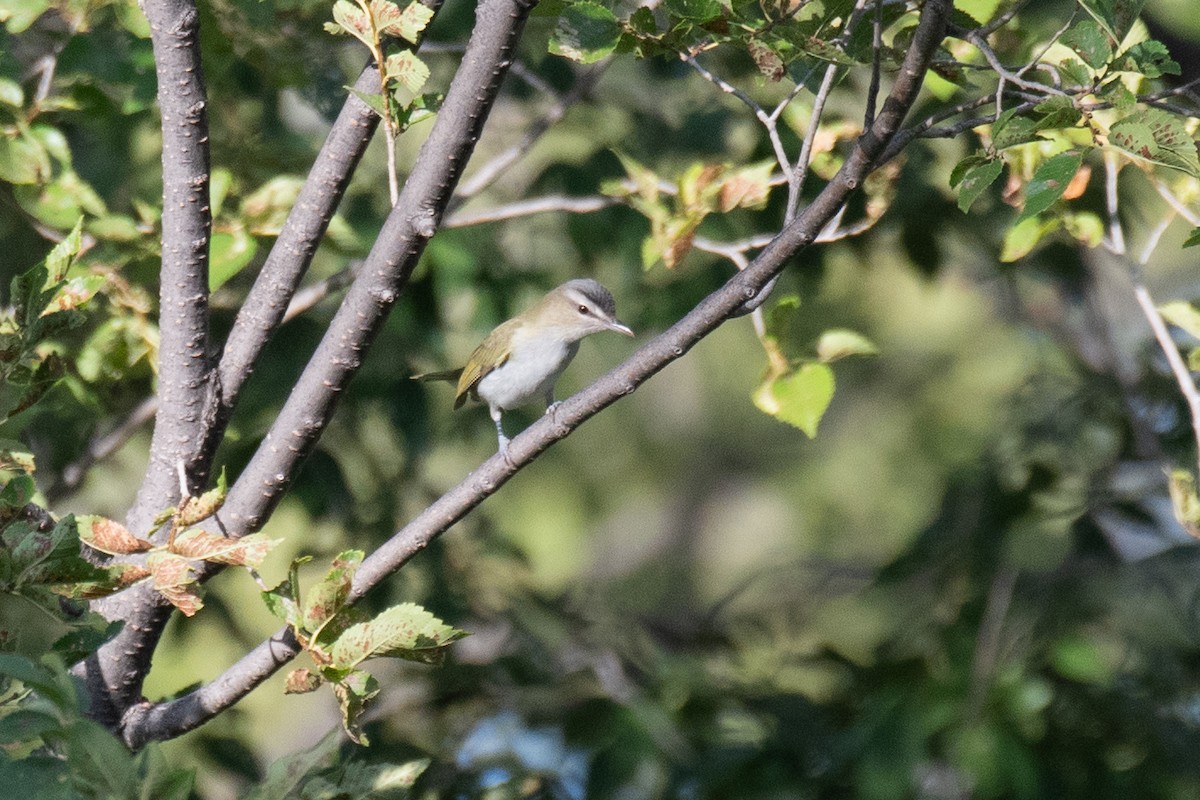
top-left (497, 435), bottom-right (515, 467)
top-left (544, 400), bottom-right (562, 421)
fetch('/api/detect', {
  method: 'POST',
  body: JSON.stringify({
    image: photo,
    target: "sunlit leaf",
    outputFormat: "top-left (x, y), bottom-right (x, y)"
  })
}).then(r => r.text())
top-left (999, 216), bottom-right (1061, 261)
top-left (1159, 301), bottom-right (1200, 340)
top-left (384, 50), bottom-right (430, 94)
top-left (209, 229), bottom-right (258, 292)
top-left (753, 362), bottom-right (835, 438)
top-left (330, 602), bottom-right (466, 668)
top-left (816, 329), bottom-right (878, 362)
top-left (1109, 109), bottom-right (1200, 178)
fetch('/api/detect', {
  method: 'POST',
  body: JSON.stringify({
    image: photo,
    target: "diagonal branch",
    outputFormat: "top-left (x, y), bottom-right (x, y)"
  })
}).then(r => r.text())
top-left (120, 0), bottom-right (952, 748)
top-left (77, 0), bottom-right (213, 731)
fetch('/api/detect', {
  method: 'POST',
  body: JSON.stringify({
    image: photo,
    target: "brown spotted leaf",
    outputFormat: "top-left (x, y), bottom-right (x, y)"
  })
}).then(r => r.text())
top-left (77, 515), bottom-right (153, 556)
top-left (148, 551), bottom-right (202, 616)
top-left (171, 529), bottom-right (279, 568)
top-left (284, 668), bottom-right (323, 694)
top-left (301, 550), bottom-right (363, 634)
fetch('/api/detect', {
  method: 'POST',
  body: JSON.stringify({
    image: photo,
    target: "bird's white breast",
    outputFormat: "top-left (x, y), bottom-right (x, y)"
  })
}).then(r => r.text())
top-left (476, 331), bottom-right (580, 411)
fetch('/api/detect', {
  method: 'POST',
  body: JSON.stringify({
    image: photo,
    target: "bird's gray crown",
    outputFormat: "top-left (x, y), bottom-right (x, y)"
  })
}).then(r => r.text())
top-left (562, 278), bottom-right (616, 317)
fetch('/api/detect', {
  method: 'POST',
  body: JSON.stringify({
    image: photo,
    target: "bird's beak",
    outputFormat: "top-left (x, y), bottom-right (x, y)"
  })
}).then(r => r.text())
top-left (608, 319), bottom-right (634, 337)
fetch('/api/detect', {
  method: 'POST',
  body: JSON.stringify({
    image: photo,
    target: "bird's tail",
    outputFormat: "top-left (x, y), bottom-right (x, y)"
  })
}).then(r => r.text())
top-left (411, 368), bottom-right (463, 383)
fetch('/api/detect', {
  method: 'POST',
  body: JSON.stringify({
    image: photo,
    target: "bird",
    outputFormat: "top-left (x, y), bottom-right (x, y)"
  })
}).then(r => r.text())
top-left (414, 279), bottom-right (634, 453)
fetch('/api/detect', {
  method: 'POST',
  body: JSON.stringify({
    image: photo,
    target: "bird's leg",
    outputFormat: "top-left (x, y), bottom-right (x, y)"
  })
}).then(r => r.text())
top-left (490, 405), bottom-right (513, 462)
top-left (544, 389), bottom-right (561, 419)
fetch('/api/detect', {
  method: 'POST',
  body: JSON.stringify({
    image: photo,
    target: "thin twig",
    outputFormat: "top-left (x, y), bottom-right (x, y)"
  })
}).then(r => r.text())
top-left (52, 399), bottom-right (159, 499)
top-left (455, 64), bottom-right (608, 201)
top-left (864, 0), bottom-right (883, 128)
top-left (1103, 151), bottom-right (1126, 256)
top-left (791, 64), bottom-right (840, 219)
top-left (445, 194), bottom-right (619, 227)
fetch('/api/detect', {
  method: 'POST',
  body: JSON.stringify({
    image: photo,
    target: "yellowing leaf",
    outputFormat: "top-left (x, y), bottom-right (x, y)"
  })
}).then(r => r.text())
top-left (1159, 301), bottom-right (1200, 340)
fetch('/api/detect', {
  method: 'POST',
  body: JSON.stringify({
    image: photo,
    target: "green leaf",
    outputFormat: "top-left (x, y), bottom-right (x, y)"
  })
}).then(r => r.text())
top-left (1078, 0), bottom-right (1146, 45)
top-left (0, 0), bottom-right (51, 32)
top-left (990, 109), bottom-right (1039, 150)
top-left (549, 2), bottom-right (621, 64)
top-left (347, 86), bottom-right (387, 119)
top-left (1058, 58), bottom-right (1093, 87)
top-left (1184, 228), bottom-right (1200, 249)
top-left (664, 0), bottom-right (722, 22)
top-left (0, 134), bottom-right (50, 184)
top-left (0, 654), bottom-right (79, 711)
top-left (330, 0), bottom-right (373, 48)
top-left (1060, 19), bottom-right (1112, 69)
top-left (209, 229), bottom-right (258, 292)
top-left (1113, 39), bottom-right (1180, 79)
top-left (1016, 151), bottom-right (1083, 223)
top-left (0, 709), bottom-right (60, 745)
top-left (816, 330), bottom-right (878, 363)
top-left (134, 743), bottom-right (196, 800)
top-left (65, 719), bottom-right (137, 794)
top-left (1034, 96), bottom-right (1082, 130)
top-left (1000, 216), bottom-right (1061, 261)
top-left (1158, 301), bottom-right (1200, 340)
top-left (0, 473), bottom-right (37, 510)
top-left (1063, 211), bottom-right (1104, 246)
top-left (753, 362), bottom-right (835, 438)
top-left (953, 158), bottom-right (1004, 213)
top-left (1050, 635), bottom-right (1112, 685)
top-left (329, 602), bottom-right (467, 668)
top-left (1169, 469), bottom-right (1200, 537)
top-left (0, 77), bottom-right (23, 108)
top-left (244, 728), bottom-right (343, 800)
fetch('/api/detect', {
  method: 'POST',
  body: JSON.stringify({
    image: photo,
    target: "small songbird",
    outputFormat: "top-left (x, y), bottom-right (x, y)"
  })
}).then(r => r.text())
top-left (415, 279), bottom-right (634, 452)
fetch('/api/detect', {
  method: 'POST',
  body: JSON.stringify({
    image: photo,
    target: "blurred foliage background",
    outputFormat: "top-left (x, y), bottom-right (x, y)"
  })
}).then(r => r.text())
top-left (6, 0), bottom-right (1200, 797)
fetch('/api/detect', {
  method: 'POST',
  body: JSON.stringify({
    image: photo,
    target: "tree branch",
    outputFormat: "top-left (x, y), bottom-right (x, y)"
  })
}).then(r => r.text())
top-left (78, 0), bottom-right (213, 730)
top-left (119, 0), bottom-right (952, 747)
top-left (214, 0), bottom-right (444, 448)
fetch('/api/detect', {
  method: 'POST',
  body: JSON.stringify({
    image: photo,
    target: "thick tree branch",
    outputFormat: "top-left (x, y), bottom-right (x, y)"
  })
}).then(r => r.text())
top-left (121, 0), bottom-right (951, 747)
top-left (78, 0), bottom-right (213, 730)
top-left (217, 0), bottom-right (537, 537)
top-left (118, 0), bottom-right (539, 747)
top-left (213, 0), bottom-right (444, 449)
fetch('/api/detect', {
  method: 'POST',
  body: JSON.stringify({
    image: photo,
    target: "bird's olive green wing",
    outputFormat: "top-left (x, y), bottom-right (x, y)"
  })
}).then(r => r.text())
top-left (453, 319), bottom-right (516, 409)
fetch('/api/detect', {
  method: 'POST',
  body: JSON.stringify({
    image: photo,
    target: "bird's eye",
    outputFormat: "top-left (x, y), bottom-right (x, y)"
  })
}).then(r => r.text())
top-left (577, 304), bottom-right (589, 315)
